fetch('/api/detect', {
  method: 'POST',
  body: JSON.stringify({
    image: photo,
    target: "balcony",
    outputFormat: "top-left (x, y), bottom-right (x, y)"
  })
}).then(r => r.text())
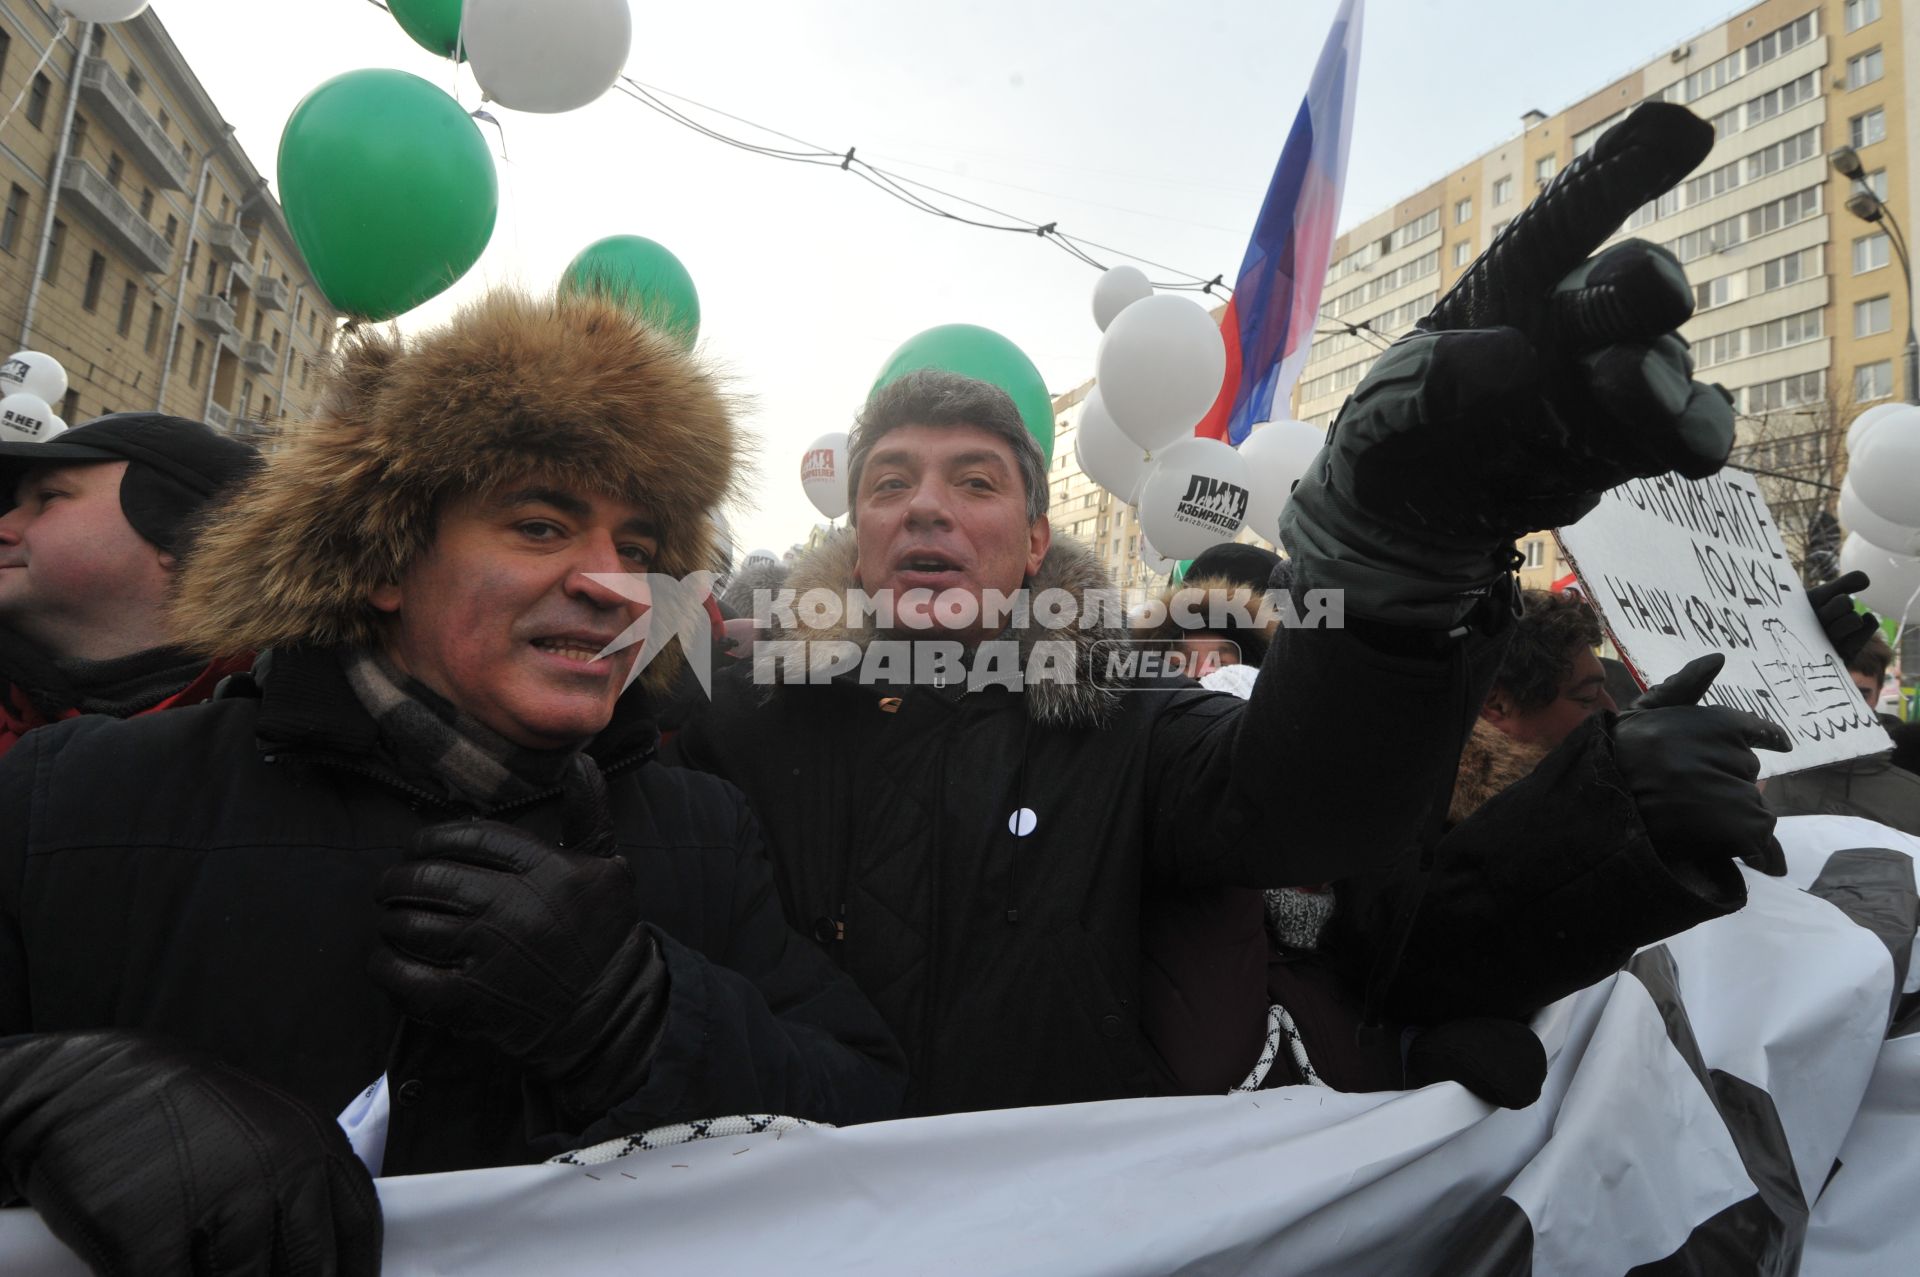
top-left (192, 293), bottom-right (237, 339)
top-left (77, 57), bottom-right (187, 190)
top-left (254, 275), bottom-right (290, 311)
top-left (204, 402), bottom-right (232, 431)
top-left (241, 339), bottom-right (275, 374)
top-left (206, 220), bottom-right (252, 265)
top-left (60, 160), bottom-right (170, 273)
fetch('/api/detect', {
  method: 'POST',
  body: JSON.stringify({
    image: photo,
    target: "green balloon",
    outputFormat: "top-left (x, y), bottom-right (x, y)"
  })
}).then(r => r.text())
top-left (278, 70), bottom-right (497, 322)
top-left (560, 236), bottom-right (700, 350)
top-left (871, 324), bottom-right (1055, 465)
top-left (389, 0), bottom-right (466, 61)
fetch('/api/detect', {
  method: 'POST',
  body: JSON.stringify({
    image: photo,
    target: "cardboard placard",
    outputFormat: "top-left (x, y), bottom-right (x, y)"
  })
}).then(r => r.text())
top-left (1556, 469), bottom-right (1889, 778)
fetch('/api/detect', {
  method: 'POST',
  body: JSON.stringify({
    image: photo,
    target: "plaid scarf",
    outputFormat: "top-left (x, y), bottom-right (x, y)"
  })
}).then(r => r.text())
top-left (342, 647), bottom-right (578, 809)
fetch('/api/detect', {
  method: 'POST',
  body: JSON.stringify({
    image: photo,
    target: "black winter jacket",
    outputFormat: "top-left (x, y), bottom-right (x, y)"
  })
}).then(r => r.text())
top-left (0, 647), bottom-right (905, 1174)
top-left (671, 537), bottom-right (1514, 1114)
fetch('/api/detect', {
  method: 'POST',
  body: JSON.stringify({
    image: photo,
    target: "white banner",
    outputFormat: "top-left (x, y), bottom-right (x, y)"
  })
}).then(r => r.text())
top-left (2, 817), bottom-right (1914, 1275)
top-left (1557, 470), bottom-right (1890, 777)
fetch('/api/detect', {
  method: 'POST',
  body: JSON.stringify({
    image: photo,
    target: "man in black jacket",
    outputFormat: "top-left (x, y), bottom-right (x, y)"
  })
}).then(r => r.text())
top-left (673, 103), bottom-right (1790, 1115)
top-left (0, 292), bottom-right (905, 1275)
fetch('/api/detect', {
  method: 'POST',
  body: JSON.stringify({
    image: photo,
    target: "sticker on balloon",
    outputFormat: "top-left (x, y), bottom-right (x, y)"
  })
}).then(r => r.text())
top-left (1173, 475), bottom-right (1249, 537)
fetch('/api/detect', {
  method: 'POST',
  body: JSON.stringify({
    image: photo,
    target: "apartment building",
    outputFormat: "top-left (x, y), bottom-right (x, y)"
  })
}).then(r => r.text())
top-left (0, 2), bottom-right (338, 439)
top-left (1292, 0), bottom-right (1914, 591)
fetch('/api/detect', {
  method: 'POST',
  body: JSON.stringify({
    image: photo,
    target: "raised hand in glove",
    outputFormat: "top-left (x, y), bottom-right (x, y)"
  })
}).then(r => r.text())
top-left (370, 755), bottom-right (668, 1116)
top-left (0, 1031), bottom-right (381, 1277)
top-left (1617, 653), bottom-right (1791, 876)
top-left (1280, 103), bottom-right (1731, 629)
top-left (1807, 570), bottom-right (1878, 664)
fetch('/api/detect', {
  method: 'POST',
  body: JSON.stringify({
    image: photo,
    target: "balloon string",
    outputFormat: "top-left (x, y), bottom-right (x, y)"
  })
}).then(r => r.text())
top-left (0, 18), bottom-right (68, 139)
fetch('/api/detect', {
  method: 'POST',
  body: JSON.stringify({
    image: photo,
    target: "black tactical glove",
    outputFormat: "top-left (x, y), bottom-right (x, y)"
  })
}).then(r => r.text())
top-left (1280, 103), bottom-right (1732, 628)
top-left (0, 1031), bottom-right (381, 1277)
top-left (1406, 1017), bottom-right (1548, 1110)
top-left (1616, 654), bottom-right (1791, 876)
top-left (1807, 570), bottom-right (1878, 664)
top-left (370, 756), bottom-right (669, 1116)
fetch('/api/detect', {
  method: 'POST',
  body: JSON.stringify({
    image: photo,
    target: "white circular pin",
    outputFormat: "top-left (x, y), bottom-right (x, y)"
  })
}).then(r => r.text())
top-left (1008, 808), bottom-right (1037, 837)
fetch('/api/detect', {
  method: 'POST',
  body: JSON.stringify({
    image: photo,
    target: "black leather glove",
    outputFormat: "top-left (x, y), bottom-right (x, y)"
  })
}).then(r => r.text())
top-left (1616, 654), bottom-right (1791, 876)
top-left (1280, 103), bottom-right (1732, 628)
top-left (0, 1031), bottom-right (381, 1276)
top-left (1807, 570), bottom-right (1878, 664)
top-left (1406, 1018), bottom-right (1547, 1110)
top-left (370, 756), bottom-right (669, 1116)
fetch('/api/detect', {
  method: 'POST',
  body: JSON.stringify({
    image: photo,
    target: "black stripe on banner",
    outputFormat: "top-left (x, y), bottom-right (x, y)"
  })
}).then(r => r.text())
top-left (1427, 1193), bottom-right (1532, 1276)
top-left (1625, 946), bottom-right (1806, 1277)
top-left (1805, 847), bottom-right (1918, 1035)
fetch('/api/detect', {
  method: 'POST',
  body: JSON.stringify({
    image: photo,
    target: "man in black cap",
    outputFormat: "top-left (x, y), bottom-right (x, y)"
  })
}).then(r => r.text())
top-left (0, 412), bottom-right (258, 757)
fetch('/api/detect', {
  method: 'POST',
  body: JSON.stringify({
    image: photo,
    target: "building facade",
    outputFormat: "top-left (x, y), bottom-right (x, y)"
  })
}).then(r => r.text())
top-left (0, 2), bottom-right (338, 439)
top-left (1292, 0), bottom-right (1915, 592)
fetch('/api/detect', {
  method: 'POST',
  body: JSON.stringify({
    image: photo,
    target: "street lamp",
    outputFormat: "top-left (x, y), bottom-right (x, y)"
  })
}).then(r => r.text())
top-left (1831, 145), bottom-right (1920, 406)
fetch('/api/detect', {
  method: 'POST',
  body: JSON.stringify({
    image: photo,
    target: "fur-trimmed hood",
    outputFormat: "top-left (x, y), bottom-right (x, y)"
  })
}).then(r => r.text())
top-left (771, 530), bottom-right (1128, 730)
top-left (170, 290), bottom-right (738, 691)
top-left (1450, 717), bottom-right (1551, 825)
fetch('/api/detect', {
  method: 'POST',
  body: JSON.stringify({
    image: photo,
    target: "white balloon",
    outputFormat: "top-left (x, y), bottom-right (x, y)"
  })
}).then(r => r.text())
top-left (1839, 533), bottom-right (1920, 620)
top-left (1849, 412), bottom-right (1920, 527)
top-left (1072, 390), bottom-right (1154, 504)
top-left (0, 393), bottom-right (56, 443)
top-left (743, 548), bottom-right (779, 566)
top-left (1237, 420), bottom-right (1325, 547)
top-left (465, 0), bottom-right (632, 114)
top-left (1846, 402), bottom-right (1913, 455)
top-left (1139, 536), bottom-right (1174, 576)
top-left (54, 1), bottom-right (148, 21)
top-left (1091, 265), bottom-right (1153, 333)
top-left (44, 415), bottom-right (67, 439)
top-left (1094, 295), bottom-right (1226, 451)
top-left (1840, 481), bottom-right (1920, 556)
top-left (0, 351), bottom-right (67, 405)
top-left (1135, 436), bottom-right (1253, 559)
top-left (800, 431), bottom-right (850, 520)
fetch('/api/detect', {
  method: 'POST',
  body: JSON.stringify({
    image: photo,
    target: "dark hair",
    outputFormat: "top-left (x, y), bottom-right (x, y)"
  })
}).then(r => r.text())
top-left (1491, 590), bottom-right (1605, 713)
top-left (845, 369), bottom-right (1048, 524)
top-left (1850, 631), bottom-right (1894, 685)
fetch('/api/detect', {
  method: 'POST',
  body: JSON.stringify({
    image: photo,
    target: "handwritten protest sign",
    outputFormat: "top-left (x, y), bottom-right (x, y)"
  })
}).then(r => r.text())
top-left (1557, 469), bottom-right (1889, 778)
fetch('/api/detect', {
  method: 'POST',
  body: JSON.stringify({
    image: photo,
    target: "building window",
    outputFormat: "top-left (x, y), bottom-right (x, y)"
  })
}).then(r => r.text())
top-left (87, 25), bottom-right (104, 56)
top-left (105, 152), bottom-right (123, 190)
top-left (81, 252), bottom-right (106, 311)
top-left (188, 339), bottom-right (205, 387)
top-left (1523, 540), bottom-right (1546, 569)
top-left (0, 185), bottom-right (25, 254)
top-left (26, 74), bottom-right (49, 129)
top-left (43, 220), bottom-right (65, 283)
top-left (1534, 156), bottom-right (1555, 185)
top-left (1855, 360), bottom-right (1895, 402)
top-left (1855, 170), bottom-right (1889, 201)
top-left (0, 29), bottom-right (10, 85)
top-left (137, 188), bottom-right (152, 219)
top-left (1847, 48), bottom-right (1884, 89)
top-left (1492, 176), bottom-right (1513, 205)
top-left (126, 66), bottom-right (143, 97)
top-left (1855, 232), bottom-right (1891, 273)
top-left (186, 240), bottom-right (198, 278)
top-left (1845, 0), bottom-right (1881, 32)
top-left (1453, 197), bottom-right (1471, 223)
top-left (116, 280), bottom-right (137, 336)
top-left (1850, 108), bottom-right (1886, 149)
top-left (144, 303), bottom-right (162, 354)
top-left (164, 215), bottom-right (177, 245)
top-left (169, 324), bottom-right (183, 370)
top-left (1694, 275), bottom-right (1733, 311)
top-left (1855, 296), bottom-right (1892, 338)
top-left (1452, 241), bottom-right (1471, 267)
top-left (61, 390), bottom-right (78, 422)
top-left (1490, 218), bottom-right (1510, 241)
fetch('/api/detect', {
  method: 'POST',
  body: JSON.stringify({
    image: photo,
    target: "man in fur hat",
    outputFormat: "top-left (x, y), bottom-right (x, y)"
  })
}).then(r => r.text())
top-left (0, 292), bottom-right (904, 1275)
top-left (673, 104), bottom-right (1796, 1116)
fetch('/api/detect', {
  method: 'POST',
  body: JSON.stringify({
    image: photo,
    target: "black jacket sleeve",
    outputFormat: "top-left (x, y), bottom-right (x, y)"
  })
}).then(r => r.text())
top-left (1143, 582), bottom-right (1516, 889)
top-left (1323, 712), bottom-right (1748, 1024)
top-left (0, 730), bottom-right (43, 1038)
top-left (533, 800), bottom-right (906, 1151)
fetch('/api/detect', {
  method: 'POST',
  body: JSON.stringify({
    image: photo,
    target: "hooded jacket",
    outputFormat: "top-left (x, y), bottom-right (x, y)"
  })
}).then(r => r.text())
top-left (670, 531), bottom-right (1516, 1114)
top-left (0, 292), bottom-right (905, 1172)
top-left (0, 632), bottom-right (252, 759)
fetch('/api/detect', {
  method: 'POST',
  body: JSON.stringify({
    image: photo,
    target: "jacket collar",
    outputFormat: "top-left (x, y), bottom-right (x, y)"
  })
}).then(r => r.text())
top-left (773, 531), bottom-right (1129, 731)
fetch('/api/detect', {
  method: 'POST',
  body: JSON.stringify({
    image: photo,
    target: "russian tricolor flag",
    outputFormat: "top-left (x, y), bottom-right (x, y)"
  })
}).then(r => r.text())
top-left (1196, 0), bottom-right (1364, 445)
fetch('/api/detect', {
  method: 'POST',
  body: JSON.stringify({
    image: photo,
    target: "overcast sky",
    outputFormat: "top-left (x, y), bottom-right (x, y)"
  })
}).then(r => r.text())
top-left (156, 0), bottom-right (1748, 554)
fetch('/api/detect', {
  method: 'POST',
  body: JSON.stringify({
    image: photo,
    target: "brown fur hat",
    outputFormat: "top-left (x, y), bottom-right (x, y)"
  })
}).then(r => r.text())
top-left (170, 289), bottom-right (738, 665)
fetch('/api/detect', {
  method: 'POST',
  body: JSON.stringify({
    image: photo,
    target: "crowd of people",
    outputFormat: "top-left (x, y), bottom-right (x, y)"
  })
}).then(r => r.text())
top-left (0, 101), bottom-right (1906, 1273)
